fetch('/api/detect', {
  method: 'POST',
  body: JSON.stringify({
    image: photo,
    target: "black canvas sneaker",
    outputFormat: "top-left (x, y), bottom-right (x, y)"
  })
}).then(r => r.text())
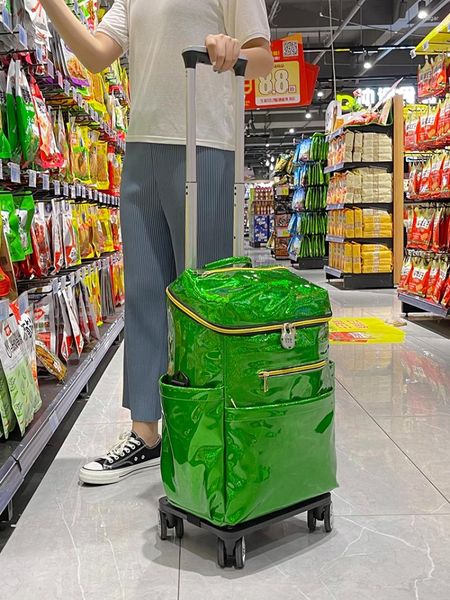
top-left (79, 431), bottom-right (161, 485)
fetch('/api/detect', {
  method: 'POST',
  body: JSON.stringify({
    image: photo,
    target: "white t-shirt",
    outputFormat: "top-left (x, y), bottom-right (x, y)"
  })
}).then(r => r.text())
top-left (97, 0), bottom-right (270, 150)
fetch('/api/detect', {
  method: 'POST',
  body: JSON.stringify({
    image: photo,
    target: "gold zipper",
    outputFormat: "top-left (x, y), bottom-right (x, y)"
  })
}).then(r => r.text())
top-left (201, 266), bottom-right (287, 277)
top-left (259, 360), bottom-right (327, 392)
top-left (166, 289), bottom-right (331, 336)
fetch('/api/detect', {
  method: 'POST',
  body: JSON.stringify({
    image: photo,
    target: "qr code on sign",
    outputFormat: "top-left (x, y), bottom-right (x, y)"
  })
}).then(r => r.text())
top-left (283, 41), bottom-right (298, 57)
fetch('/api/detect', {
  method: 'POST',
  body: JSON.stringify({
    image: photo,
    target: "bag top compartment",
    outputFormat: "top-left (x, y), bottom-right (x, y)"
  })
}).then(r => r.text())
top-left (167, 266), bottom-right (332, 332)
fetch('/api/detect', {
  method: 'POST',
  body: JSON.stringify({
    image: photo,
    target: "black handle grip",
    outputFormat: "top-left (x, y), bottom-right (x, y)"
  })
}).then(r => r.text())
top-left (183, 46), bottom-right (248, 77)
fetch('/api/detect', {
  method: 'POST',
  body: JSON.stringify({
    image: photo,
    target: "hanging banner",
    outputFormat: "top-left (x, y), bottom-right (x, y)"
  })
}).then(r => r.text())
top-left (245, 34), bottom-right (319, 110)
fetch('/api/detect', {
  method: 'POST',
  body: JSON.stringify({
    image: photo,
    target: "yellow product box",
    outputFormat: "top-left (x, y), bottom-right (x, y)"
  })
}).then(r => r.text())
top-left (352, 242), bottom-right (362, 273)
top-left (353, 207), bottom-right (363, 237)
top-left (344, 208), bottom-right (355, 238)
top-left (344, 243), bottom-right (353, 273)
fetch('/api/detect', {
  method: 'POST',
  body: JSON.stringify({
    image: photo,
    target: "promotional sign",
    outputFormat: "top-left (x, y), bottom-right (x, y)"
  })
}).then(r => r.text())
top-left (245, 34), bottom-right (319, 110)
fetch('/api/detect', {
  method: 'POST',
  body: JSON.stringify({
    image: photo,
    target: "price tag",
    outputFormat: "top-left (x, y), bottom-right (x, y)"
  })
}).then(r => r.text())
top-left (70, 272), bottom-right (76, 287)
top-left (63, 182), bottom-right (69, 197)
top-left (9, 162), bottom-right (21, 183)
top-left (76, 270), bottom-right (81, 284)
top-left (46, 59), bottom-right (55, 79)
top-left (98, 192), bottom-right (103, 203)
top-left (71, 185), bottom-right (76, 199)
top-left (64, 80), bottom-right (71, 96)
top-left (75, 183), bottom-right (81, 196)
top-left (28, 170), bottom-right (37, 188)
top-left (88, 188), bottom-right (93, 200)
top-left (18, 24), bottom-right (27, 48)
top-left (41, 173), bottom-right (50, 191)
top-left (57, 71), bottom-right (64, 90)
top-left (81, 186), bottom-right (86, 199)
top-left (54, 180), bottom-right (61, 196)
top-left (254, 61), bottom-right (300, 107)
top-left (2, 7), bottom-right (12, 32)
top-left (93, 190), bottom-right (98, 201)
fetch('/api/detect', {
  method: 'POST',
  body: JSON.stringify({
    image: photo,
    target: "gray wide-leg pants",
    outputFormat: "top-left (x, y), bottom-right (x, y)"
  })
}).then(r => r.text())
top-left (120, 143), bottom-right (234, 421)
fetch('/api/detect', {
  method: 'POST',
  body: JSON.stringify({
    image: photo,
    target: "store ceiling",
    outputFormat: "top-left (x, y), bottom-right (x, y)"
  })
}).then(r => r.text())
top-left (245, 0), bottom-right (450, 171)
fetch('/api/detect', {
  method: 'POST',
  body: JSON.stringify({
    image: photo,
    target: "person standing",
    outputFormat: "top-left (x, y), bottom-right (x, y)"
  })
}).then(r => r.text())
top-left (39, 0), bottom-right (273, 485)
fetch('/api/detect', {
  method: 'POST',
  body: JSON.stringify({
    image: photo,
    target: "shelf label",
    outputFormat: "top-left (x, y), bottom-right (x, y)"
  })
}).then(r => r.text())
top-left (41, 173), bottom-right (50, 191)
top-left (54, 180), bottom-right (61, 196)
top-left (9, 162), bottom-right (21, 183)
top-left (81, 186), bottom-right (86, 198)
top-left (35, 44), bottom-right (43, 63)
top-left (28, 170), bottom-right (37, 188)
top-left (70, 185), bottom-right (76, 199)
top-left (88, 188), bottom-right (93, 200)
top-left (46, 59), bottom-right (55, 79)
top-left (18, 24), bottom-right (27, 49)
top-left (57, 71), bottom-right (64, 90)
top-left (93, 190), bottom-right (98, 201)
top-left (63, 182), bottom-right (69, 197)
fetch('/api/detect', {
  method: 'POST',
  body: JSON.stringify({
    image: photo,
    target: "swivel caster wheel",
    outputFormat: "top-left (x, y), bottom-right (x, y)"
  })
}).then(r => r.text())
top-left (307, 509), bottom-right (317, 532)
top-left (158, 510), bottom-right (168, 541)
top-left (234, 537), bottom-right (246, 570)
top-left (217, 538), bottom-right (226, 569)
top-left (175, 517), bottom-right (184, 539)
top-left (324, 502), bottom-right (334, 533)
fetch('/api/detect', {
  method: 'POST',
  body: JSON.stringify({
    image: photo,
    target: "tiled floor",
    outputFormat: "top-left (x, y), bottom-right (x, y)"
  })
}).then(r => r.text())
top-left (1, 255), bottom-right (450, 599)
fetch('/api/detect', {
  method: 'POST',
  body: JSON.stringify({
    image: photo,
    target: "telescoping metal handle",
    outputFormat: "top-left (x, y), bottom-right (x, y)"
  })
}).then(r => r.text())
top-left (182, 46), bottom-right (248, 270)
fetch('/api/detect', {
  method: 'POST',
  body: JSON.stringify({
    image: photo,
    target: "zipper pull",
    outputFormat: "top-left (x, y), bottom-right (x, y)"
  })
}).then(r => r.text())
top-left (281, 323), bottom-right (296, 349)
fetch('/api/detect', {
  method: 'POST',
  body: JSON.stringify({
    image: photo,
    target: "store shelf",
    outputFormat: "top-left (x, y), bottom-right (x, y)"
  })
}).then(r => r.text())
top-left (326, 235), bottom-right (393, 244)
top-left (324, 161), bottom-right (392, 175)
top-left (325, 266), bottom-right (393, 290)
top-left (293, 257), bottom-right (327, 270)
top-left (326, 123), bottom-right (393, 142)
top-left (326, 202), bottom-right (392, 211)
top-left (399, 293), bottom-right (450, 318)
top-left (412, 13), bottom-right (450, 56)
top-left (0, 309), bottom-right (124, 517)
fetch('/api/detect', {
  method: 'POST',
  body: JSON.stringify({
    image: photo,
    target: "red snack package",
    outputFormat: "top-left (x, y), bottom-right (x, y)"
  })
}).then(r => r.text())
top-left (408, 259), bottom-right (432, 297)
top-left (441, 277), bottom-right (450, 307)
top-left (30, 78), bottom-right (64, 169)
top-left (398, 255), bottom-right (414, 291)
top-left (431, 259), bottom-right (449, 304)
top-left (429, 154), bottom-right (445, 197)
top-left (426, 259), bottom-right (441, 299)
top-left (418, 160), bottom-right (432, 196)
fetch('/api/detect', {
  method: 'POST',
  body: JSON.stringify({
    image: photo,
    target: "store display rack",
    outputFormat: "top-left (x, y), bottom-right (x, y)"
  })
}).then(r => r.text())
top-left (323, 161), bottom-right (392, 175)
top-left (326, 235), bottom-right (393, 244)
top-left (293, 256), bottom-right (327, 270)
top-left (326, 202), bottom-right (393, 211)
top-left (0, 308), bottom-right (124, 519)
top-left (325, 266), bottom-right (393, 290)
top-left (398, 292), bottom-right (450, 318)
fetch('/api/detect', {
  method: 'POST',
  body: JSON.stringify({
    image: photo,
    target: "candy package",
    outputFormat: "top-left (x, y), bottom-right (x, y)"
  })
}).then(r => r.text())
top-left (1, 191), bottom-right (25, 263)
top-left (16, 64), bottom-right (40, 166)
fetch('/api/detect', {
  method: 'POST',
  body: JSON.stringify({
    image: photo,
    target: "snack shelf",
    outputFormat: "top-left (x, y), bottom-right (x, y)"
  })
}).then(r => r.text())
top-left (324, 161), bottom-right (392, 175)
top-left (326, 235), bottom-right (393, 244)
top-left (326, 123), bottom-right (393, 143)
top-left (325, 266), bottom-right (393, 290)
top-left (399, 292), bottom-right (450, 318)
top-left (326, 202), bottom-right (393, 211)
top-left (0, 308), bottom-right (124, 518)
top-left (412, 13), bottom-right (450, 56)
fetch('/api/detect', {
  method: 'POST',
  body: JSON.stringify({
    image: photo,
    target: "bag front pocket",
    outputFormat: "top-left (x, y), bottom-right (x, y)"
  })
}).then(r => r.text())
top-left (259, 359), bottom-right (328, 393)
top-left (224, 388), bottom-right (337, 525)
top-left (160, 377), bottom-right (226, 525)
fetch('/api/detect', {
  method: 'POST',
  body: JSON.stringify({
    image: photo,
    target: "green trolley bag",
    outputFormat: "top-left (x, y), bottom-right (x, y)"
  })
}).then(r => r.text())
top-left (160, 48), bottom-right (337, 529)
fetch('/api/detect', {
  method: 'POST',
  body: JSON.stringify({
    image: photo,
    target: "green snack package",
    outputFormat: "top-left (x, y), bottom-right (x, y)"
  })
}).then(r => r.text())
top-left (16, 64), bottom-right (39, 166)
top-left (0, 306), bottom-right (41, 435)
top-left (5, 60), bottom-right (20, 164)
top-left (14, 191), bottom-right (35, 257)
top-left (1, 191), bottom-right (25, 262)
top-left (0, 361), bottom-right (16, 439)
top-left (0, 71), bottom-right (11, 160)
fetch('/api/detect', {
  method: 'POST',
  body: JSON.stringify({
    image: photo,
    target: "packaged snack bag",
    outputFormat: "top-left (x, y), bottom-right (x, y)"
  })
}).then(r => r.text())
top-left (50, 200), bottom-right (64, 273)
top-left (408, 259), bottom-right (432, 297)
top-left (426, 259), bottom-right (442, 300)
top-left (10, 291), bottom-right (40, 397)
top-left (57, 289), bottom-right (73, 361)
top-left (62, 201), bottom-right (80, 268)
top-left (54, 110), bottom-right (70, 181)
top-left (30, 203), bottom-right (52, 277)
top-left (35, 339), bottom-right (67, 381)
top-left (29, 285), bottom-right (57, 354)
top-left (81, 278), bottom-right (100, 340)
top-left (96, 141), bottom-right (109, 190)
top-left (75, 281), bottom-right (90, 344)
top-left (398, 255), bottom-right (414, 291)
top-left (30, 79), bottom-right (63, 169)
top-left (441, 278), bottom-right (450, 307)
top-left (0, 309), bottom-right (42, 435)
top-left (409, 207), bottom-right (435, 250)
top-left (59, 38), bottom-right (89, 87)
top-left (0, 361), bottom-right (16, 439)
top-left (62, 285), bottom-right (83, 357)
top-left (99, 207), bottom-right (114, 252)
top-left (0, 71), bottom-right (12, 160)
top-left (5, 61), bottom-right (21, 164)
top-left (1, 192), bottom-right (25, 262)
top-left (16, 64), bottom-right (40, 166)
top-left (14, 192), bottom-right (35, 257)
top-left (431, 259), bottom-right (449, 304)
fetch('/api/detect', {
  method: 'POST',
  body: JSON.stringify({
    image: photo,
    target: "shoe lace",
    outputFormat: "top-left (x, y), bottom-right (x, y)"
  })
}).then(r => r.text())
top-left (104, 432), bottom-right (141, 464)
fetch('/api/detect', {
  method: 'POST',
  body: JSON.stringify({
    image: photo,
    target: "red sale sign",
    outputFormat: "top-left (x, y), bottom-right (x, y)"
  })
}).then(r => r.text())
top-left (245, 34), bottom-right (319, 110)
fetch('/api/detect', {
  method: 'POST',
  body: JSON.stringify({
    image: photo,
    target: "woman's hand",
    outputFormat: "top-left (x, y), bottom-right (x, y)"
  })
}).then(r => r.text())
top-left (205, 34), bottom-right (241, 73)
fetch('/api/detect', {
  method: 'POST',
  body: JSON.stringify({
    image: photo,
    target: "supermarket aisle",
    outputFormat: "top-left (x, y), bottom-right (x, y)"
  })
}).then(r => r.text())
top-left (1, 264), bottom-right (450, 599)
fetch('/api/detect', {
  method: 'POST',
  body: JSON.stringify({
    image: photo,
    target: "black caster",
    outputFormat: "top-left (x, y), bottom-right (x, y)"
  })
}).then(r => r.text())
top-left (217, 538), bottom-right (226, 569)
top-left (234, 537), bottom-right (246, 569)
top-left (158, 510), bottom-right (168, 541)
top-left (307, 509), bottom-right (317, 532)
top-left (324, 502), bottom-right (334, 533)
top-left (175, 517), bottom-right (184, 539)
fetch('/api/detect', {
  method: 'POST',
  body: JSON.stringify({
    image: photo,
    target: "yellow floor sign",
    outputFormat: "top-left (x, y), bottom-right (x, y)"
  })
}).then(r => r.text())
top-left (329, 317), bottom-right (406, 344)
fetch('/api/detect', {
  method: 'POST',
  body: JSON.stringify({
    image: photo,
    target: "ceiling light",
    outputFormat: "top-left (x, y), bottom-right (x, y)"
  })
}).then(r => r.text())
top-left (265, 159), bottom-right (270, 167)
top-left (363, 60), bottom-right (372, 70)
top-left (271, 155), bottom-right (275, 162)
top-left (418, 0), bottom-right (428, 19)
top-left (305, 112), bottom-right (312, 119)
top-left (289, 127), bottom-right (295, 134)
top-left (265, 142), bottom-right (270, 148)
top-left (317, 90), bottom-right (324, 98)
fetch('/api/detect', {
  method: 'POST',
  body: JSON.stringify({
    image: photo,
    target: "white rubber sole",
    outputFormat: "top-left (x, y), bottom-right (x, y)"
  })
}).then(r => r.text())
top-left (79, 458), bottom-right (160, 485)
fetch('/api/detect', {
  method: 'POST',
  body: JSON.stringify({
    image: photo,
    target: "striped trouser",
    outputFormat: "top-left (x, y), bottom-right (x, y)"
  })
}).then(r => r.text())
top-left (120, 143), bottom-right (234, 421)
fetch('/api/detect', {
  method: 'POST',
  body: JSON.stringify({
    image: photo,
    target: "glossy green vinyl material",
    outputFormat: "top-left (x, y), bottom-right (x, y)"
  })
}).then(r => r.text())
top-left (161, 262), bottom-right (337, 527)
